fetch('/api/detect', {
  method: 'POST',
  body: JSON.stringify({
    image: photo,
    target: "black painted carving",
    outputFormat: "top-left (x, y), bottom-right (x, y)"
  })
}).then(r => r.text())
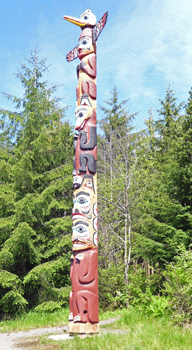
top-left (80, 127), bottom-right (97, 150)
top-left (79, 153), bottom-right (97, 174)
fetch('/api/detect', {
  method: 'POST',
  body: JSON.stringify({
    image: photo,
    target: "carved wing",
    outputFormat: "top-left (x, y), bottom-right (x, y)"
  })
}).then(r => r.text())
top-left (66, 45), bottom-right (79, 62)
top-left (92, 11), bottom-right (108, 44)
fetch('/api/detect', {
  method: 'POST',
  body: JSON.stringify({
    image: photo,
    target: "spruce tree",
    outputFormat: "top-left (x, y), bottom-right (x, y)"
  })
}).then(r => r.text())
top-left (0, 47), bottom-right (73, 314)
top-left (136, 87), bottom-right (191, 266)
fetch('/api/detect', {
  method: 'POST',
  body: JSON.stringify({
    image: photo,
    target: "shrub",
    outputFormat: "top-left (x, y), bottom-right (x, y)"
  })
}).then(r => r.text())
top-left (0, 250), bottom-right (14, 271)
top-left (57, 286), bottom-right (71, 307)
top-left (145, 296), bottom-right (169, 317)
top-left (99, 262), bottom-right (164, 310)
top-left (34, 301), bottom-right (61, 313)
top-left (0, 270), bottom-right (21, 290)
top-left (99, 264), bottom-right (126, 309)
top-left (0, 290), bottom-right (28, 315)
top-left (23, 258), bottom-right (70, 307)
top-left (163, 246), bottom-right (192, 324)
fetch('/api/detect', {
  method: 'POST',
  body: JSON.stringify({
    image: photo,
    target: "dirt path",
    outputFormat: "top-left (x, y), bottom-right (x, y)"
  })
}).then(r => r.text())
top-left (0, 317), bottom-right (120, 349)
top-left (0, 325), bottom-right (67, 349)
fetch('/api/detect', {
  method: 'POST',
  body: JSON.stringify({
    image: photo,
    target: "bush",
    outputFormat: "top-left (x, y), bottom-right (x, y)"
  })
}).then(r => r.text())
top-left (145, 296), bottom-right (169, 317)
top-left (23, 257), bottom-right (70, 307)
top-left (0, 290), bottom-right (28, 315)
top-left (57, 286), bottom-right (71, 307)
top-left (99, 262), bottom-right (164, 310)
top-left (34, 301), bottom-right (61, 313)
top-left (163, 246), bottom-right (192, 324)
top-left (0, 270), bottom-right (21, 290)
top-left (0, 250), bottom-right (14, 271)
top-left (99, 264), bottom-right (127, 309)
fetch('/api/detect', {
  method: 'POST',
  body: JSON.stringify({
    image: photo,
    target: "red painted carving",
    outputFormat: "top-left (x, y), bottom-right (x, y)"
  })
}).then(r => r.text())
top-left (81, 79), bottom-right (97, 100)
top-left (77, 54), bottom-right (96, 79)
top-left (69, 249), bottom-right (99, 323)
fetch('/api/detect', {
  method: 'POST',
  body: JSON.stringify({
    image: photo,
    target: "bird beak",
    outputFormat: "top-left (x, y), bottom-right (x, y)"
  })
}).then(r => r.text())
top-left (63, 15), bottom-right (87, 27)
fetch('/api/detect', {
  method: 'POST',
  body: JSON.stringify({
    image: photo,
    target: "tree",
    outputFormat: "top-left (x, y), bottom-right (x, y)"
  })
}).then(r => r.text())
top-left (0, 47), bottom-right (73, 314)
top-left (135, 87), bottom-right (191, 266)
top-left (98, 87), bottom-right (146, 289)
top-left (173, 88), bottom-right (192, 208)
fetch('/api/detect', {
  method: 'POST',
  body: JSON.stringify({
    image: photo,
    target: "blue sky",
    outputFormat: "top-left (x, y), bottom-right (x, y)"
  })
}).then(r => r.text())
top-left (1, 0), bottom-right (192, 131)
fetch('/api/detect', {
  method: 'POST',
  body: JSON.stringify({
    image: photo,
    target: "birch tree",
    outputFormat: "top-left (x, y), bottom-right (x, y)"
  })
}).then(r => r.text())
top-left (98, 87), bottom-right (143, 285)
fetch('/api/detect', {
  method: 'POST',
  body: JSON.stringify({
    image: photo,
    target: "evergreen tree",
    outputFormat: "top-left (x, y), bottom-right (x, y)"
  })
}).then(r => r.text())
top-left (136, 87), bottom-right (191, 266)
top-left (0, 47), bottom-right (73, 314)
top-left (174, 88), bottom-right (192, 208)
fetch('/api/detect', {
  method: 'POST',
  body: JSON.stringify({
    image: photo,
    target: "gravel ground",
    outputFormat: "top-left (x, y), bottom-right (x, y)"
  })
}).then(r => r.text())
top-left (0, 317), bottom-right (120, 349)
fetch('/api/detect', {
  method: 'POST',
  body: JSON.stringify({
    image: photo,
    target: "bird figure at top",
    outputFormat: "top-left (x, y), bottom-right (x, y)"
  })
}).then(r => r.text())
top-left (64, 9), bottom-right (97, 27)
top-left (64, 10), bottom-right (108, 62)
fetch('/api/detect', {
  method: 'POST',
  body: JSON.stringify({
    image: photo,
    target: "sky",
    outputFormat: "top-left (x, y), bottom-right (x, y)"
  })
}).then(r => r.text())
top-left (1, 0), bottom-right (192, 131)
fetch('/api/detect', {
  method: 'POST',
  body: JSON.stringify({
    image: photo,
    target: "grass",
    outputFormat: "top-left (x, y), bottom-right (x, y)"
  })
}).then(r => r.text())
top-left (41, 308), bottom-right (192, 350)
top-left (0, 308), bottom-right (69, 333)
top-left (0, 307), bottom-right (119, 333)
top-left (1, 308), bottom-right (192, 349)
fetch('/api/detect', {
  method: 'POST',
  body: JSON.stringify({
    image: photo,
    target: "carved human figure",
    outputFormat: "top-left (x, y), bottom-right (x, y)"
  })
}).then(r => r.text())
top-left (76, 27), bottom-right (97, 105)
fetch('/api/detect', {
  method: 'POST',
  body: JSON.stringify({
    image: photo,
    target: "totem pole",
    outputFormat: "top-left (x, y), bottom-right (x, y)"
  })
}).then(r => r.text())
top-left (64, 10), bottom-right (108, 334)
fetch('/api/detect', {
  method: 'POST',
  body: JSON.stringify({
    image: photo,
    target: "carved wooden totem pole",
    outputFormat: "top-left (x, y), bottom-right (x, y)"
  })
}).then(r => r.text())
top-left (64, 10), bottom-right (108, 334)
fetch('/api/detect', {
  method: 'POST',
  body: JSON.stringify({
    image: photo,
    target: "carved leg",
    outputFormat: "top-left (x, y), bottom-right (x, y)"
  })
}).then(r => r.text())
top-left (75, 290), bottom-right (99, 323)
top-left (81, 80), bottom-right (96, 100)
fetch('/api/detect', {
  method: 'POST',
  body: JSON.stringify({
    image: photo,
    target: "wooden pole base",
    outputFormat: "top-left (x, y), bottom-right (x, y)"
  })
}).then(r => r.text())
top-left (68, 322), bottom-right (99, 334)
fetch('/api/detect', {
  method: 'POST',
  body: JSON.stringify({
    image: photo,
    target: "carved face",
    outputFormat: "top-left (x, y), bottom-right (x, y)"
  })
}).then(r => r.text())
top-left (80, 9), bottom-right (96, 26)
top-left (72, 175), bottom-right (97, 251)
top-left (72, 175), bottom-right (95, 220)
top-left (80, 174), bottom-right (95, 191)
top-left (73, 191), bottom-right (91, 219)
top-left (75, 105), bottom-right (93, 130)
top-left (78, 38), bottom-right (94, 59)
top-left (72, 219), bottom-right (94, 250)
top-left (73, 175), bottom-right (82, 189)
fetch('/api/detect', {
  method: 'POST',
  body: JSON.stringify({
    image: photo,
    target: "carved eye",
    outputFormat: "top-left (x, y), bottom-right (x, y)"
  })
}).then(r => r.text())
top-left (86, 180), bottom-right (93, 188)
top-left (75, 224), bottom-right (89, 237)
top-left (77, 196), bottom-right (88, 205)
top-left (83, 15), bottom-right (89, 20)
top-left (82, 39), bottom-right (88, 45)
top-left (79, 36), bottom-right (91, 49)
top-left (77, 110), bottom-right (86, 118)
top-left (77, 226), bottom-right (86, 233)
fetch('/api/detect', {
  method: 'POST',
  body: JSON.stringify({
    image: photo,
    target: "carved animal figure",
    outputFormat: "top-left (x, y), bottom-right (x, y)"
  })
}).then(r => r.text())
top-left (69, 249), bottom-right (99, 324)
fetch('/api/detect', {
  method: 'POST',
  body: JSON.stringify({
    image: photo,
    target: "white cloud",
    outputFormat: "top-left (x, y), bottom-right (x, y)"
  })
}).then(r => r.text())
top-left (99, 0), bottom-right (192, 112)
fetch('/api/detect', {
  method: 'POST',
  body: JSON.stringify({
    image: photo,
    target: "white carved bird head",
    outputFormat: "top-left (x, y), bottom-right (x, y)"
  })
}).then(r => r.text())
top-left (64, 9), bottom-right (96, 27)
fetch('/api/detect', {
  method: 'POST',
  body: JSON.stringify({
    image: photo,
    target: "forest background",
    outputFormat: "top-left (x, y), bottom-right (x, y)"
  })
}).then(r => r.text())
top-left (0, 47), bottom-right (192, 325)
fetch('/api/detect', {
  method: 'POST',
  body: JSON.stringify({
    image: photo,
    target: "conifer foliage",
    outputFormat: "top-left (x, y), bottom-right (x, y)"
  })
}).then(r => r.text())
top-left (0, 47), bottom-right (73, 315)
top-left (97, 86), bottom-right (192, 312)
